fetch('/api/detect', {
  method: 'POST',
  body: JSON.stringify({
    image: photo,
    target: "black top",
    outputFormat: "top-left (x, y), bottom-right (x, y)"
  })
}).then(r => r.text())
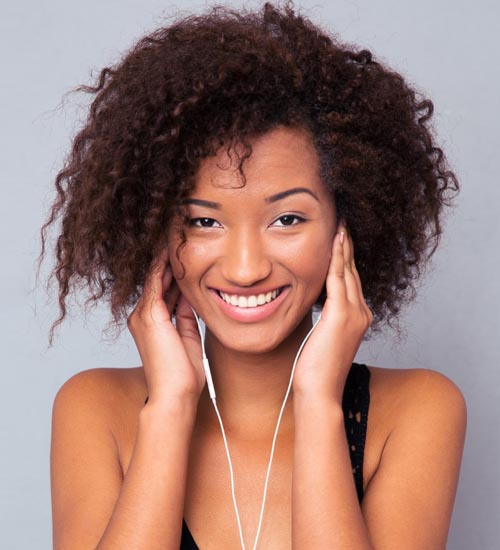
top-left (146, 362), bottom-right (371, 549)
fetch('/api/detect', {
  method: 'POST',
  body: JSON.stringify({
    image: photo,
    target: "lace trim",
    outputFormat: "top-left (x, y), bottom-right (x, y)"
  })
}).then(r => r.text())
top-left (342, 362), bottom-right (371, 503)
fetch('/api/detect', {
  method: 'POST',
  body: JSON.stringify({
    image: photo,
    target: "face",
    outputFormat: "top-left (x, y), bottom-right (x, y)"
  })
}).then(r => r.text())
top-left (167, 126), bottom-right (337, 353)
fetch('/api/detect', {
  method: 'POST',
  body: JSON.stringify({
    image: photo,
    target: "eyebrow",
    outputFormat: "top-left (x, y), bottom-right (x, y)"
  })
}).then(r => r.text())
top-left (182, 187), bottom-right (320, 209)
top-left (265, 187), bottom-right (320, 204)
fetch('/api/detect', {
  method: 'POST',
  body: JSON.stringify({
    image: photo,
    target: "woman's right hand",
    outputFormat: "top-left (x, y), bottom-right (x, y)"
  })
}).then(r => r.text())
top-left (127, 247), bottom-right (206, 405)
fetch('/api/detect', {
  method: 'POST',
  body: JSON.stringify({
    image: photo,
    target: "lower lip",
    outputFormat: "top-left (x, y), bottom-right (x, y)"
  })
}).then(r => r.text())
top-left (210, 287), bottom-right (289, 322)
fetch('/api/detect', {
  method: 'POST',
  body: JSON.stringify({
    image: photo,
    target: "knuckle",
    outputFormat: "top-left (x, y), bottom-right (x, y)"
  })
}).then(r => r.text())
top-left (365, 309), bottom-right (374, 327)
top-left (128, 304), bottom-right (152, 327)
top-left (355, 314), bottom-right (366, 329)
top-left (126, 312), bottom-right (138, 331)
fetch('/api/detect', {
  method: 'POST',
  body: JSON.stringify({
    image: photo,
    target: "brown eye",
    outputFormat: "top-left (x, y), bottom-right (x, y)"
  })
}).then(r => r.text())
top-left (272, 215), bottom-right (305, 227)
top-left (189, 217), bottom-right (221, 228)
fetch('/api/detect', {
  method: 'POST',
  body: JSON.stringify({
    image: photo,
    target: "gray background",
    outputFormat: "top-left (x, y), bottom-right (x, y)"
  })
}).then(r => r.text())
top-left (1, 0), bottom-right (498, 548)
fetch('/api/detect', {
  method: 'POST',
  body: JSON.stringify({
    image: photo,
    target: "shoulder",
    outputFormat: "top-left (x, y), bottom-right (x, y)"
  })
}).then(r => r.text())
top-left (366, 364), bottom-right (467, 441)
top-left (54, 366), bottom-right (147, 406)
top-left (53, 366), bottom-right (148, 435)
top-left (360, 366), bottom-right (467, 547)
top-left (51, 366), bottom-right (148, 548)
top-left (367, 364), bottom-right (466, 416)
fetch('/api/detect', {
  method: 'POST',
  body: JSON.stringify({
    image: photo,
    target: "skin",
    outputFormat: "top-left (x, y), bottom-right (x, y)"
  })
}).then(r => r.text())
top-left (50, 125), bottom-right (467, 550)
top-left (165, 126), bottom-right (350, 435)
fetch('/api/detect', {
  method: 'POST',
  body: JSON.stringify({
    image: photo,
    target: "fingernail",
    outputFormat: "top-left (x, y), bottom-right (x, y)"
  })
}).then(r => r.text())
top-left (340, 231), bottom-right (345, 245)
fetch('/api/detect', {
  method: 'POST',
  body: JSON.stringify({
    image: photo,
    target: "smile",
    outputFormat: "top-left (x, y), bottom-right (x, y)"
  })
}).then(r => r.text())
top-left (217, 288), bottom-right (283, 308)
top-left (210, 285), bottom-right (289, 323)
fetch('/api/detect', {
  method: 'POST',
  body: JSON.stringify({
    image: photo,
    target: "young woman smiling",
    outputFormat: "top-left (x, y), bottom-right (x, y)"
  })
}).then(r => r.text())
top-left (41, 3), bottom-right (466, 549)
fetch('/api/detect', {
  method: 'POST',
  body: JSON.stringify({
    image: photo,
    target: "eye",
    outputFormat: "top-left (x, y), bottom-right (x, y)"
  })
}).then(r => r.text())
top-left (188, 217), bottom-right (222, 228)
top-left (271, 215), bottom-right (306, 227)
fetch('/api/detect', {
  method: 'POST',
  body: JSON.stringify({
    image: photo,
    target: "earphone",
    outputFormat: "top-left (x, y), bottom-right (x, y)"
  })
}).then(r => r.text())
top-left (189, 306), bottom-right (322, 550)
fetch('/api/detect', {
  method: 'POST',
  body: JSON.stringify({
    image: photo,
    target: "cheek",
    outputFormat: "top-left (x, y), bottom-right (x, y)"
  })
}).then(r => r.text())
top-left (167, 239), bottom-right (214, 283)
top-left (282, 233), bottom-right (333, 293)
top-left (308, 244), bottom-right (332, 280)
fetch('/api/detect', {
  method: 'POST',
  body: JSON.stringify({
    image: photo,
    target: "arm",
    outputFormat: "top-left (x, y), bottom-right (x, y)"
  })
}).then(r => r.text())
top-left (293, 396), bottom-right (372, 549)
top-left (51, 369), bottom-right (198, 550)
top-left (291, 227), bottom-right (466, 548)
top-left (292, 369), bottom-right (466, 550)
top-left (96, 397), bottom-right (198, 549)
top-left (291, 225), bottom-right (374, 548)
top-left (52, 248), bottom-right (206, 549)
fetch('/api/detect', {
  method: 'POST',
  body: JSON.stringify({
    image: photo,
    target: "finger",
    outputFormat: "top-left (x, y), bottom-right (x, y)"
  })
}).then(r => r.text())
top-left (336, 224), bottom-right (360, 306)
top-left (347, 233), bottom-right (373, 323)
top-left (164, 278), bottom-right (181, 317)
top-left (325, 230), bottom-right (347, 306)
top-left (161, 262), bottom-right (174, 295)
top-left (176, 294), bottom-right (203, 345)
top-left (143, 247), bottom-right (170, 303)
top-left (342, 227), bottom-right (363, 304)
top-left (345, 226), bottom-right (354, 269)
top-left (347, 234), bottom-right (363, 300)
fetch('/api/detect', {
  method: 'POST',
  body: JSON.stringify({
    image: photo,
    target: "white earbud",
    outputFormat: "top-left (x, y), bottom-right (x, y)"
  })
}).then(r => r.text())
top-left (190, 307), bottom-right (216, 400)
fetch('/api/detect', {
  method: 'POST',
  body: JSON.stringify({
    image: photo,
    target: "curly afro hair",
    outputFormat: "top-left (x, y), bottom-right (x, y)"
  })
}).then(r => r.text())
top-left (38, 1), bottom-right (459, 345)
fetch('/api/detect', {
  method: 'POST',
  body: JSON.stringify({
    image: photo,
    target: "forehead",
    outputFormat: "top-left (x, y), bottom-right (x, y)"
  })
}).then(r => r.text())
top-left (192, 126), bottom-right (326, 199)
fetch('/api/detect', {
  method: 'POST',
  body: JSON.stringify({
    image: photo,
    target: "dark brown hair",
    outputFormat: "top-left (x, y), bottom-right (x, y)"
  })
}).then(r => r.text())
top-left (38, 1), bottom-right (459, 345)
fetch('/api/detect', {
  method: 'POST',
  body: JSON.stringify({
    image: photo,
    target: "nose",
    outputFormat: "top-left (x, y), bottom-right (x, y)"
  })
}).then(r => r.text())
top-left (220, 228), bottom-right (272, 287)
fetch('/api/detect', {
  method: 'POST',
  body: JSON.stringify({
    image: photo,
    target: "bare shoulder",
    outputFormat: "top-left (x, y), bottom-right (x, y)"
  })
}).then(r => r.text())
top-left (51, 366), bottom-right (148, 548)
top-left (360, 365), bottom-right (467, 547)
top-left (54, 366), bottom-right (146, 417)
top-left (366, 364), bottom-right (467, 417)
top-left (53, 365), bottom-right (149, 446)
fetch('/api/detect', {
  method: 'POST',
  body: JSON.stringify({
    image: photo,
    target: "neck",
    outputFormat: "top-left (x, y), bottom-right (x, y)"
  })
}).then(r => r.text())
top-left (195, 313), bottom-right (314, 440)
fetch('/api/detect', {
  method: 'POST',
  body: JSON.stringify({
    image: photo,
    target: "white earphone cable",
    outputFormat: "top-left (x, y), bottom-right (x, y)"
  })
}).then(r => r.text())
top-left (251, 315), bottom-right (320, 549)
top-left (191, 309), bottom-right (321, 550)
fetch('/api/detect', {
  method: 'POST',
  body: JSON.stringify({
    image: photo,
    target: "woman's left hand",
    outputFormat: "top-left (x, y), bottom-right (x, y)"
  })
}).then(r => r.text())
top-left (292, 222), bottom-right (373, 404)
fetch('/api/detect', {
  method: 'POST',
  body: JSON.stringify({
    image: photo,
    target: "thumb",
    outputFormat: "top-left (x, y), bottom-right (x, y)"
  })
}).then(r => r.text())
top-left (175, 294), bottom-right (203, 349)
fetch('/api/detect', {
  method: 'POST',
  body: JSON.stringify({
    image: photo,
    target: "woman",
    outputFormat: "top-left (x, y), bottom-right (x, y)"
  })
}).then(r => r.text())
top-left (42, 2), bottom-right (466, 548)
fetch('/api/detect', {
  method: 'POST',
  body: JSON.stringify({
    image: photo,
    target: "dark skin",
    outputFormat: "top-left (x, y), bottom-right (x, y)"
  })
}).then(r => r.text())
top-left (51, 126), bottom-right (466, 549)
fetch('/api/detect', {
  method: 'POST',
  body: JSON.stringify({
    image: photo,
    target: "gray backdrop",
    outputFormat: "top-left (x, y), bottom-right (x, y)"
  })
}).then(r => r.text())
top-left (1, 0), bottom-right (498, 548)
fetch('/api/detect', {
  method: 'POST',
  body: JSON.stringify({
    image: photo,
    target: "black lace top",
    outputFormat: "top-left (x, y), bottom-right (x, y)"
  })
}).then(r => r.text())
top-left (146, 362), bottom-right (371, 549)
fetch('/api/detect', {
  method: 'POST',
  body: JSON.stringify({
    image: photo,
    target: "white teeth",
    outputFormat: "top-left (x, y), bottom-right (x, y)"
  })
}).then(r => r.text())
top-left (219, 288), bottom-right (282, 308)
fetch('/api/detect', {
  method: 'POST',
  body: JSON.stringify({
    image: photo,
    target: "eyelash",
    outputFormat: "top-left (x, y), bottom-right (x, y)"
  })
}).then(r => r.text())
top-left (188, 217), bottom-right (221, 228)
top-left (272, 215), bottom-right (306, 227)
top-left (188, 215), bottom-right (306, 228)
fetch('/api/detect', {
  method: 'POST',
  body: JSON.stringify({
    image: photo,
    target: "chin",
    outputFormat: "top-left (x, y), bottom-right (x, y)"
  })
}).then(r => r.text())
top-left (208, 313), bottom-right (312, 355)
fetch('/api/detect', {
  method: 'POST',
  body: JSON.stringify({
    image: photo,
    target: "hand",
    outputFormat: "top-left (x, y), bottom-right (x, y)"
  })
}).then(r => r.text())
top-left (292, 223), bottom-right (373, 403)
top-left (127, 248), bottom-right (206, 405)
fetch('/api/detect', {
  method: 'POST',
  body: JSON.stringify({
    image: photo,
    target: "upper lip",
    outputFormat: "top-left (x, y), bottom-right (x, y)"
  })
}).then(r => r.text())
top-left (212, 285), bottom-right (287, 297)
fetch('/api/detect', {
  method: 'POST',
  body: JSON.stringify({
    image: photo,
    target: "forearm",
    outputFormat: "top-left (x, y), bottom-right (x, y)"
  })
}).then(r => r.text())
top-left (96, 397), bottom-right (198, 550)
top-left (292, 396), bottom-right (373, 550)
